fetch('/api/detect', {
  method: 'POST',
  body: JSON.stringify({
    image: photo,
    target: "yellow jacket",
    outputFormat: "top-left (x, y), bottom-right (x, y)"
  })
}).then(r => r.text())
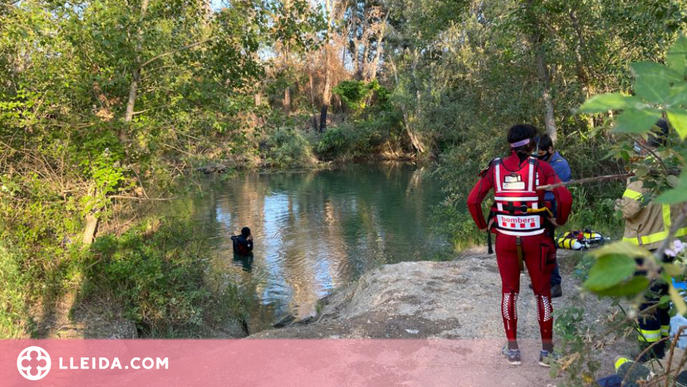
top-left (619, 179), bottom-right (687, 251)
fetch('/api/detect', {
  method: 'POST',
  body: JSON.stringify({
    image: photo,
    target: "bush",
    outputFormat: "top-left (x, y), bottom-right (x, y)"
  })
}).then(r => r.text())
top-left (86, 216), bottom-right (217, 337)
top-left (316, 126), bottom-right (354, 160)
top-left (262, 127), bottom-right (317, 168)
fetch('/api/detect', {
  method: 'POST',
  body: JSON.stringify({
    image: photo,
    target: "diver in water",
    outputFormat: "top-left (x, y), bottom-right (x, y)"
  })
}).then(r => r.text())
top-left (231, 227), bottom-right (254, 256)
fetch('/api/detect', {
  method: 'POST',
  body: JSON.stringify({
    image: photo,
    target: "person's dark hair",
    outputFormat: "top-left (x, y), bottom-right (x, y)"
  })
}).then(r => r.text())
top-left (241, 227), bottom-right (251, 237)
top-left (537, 134), bottom-right (553, 151)
top-left (648, 119), bottom-right (669, 148)
top-left (507, 124), bottom-right (539, 155)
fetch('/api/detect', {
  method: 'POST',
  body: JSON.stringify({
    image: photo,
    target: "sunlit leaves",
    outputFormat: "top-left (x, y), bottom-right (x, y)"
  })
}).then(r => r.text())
top-left (667, 35), bottom-right (687, 76)
top-left (614, 108), bottom-right (662, 133)
top-left (667, 108), bottom-right (687, 140)
top-left (580, 34), bottom-right (687, 138)
top-left (633, 74), bottom-right (671, 104)
top-left (631, 62), bottom-right (684, 84)
top-left (579, 93), bottom-right (644, 113)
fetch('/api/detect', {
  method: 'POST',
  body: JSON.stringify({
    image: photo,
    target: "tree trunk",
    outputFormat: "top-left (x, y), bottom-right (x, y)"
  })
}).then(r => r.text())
top-left (82, 185), bottom-right (99, 245)
top-left (320, 0), bottom-right (335, 133)
top-left (82, 212), bottom-right (99, 245)
top-left (390, 51), bottom-right (425, 155)
top-left (123, 0), bottom-right (150, 127)
top-left (319, 104), bottom-right (328, 133)
top-left (368, 12), bottom-right (388, 81)
top-left (312, 114), bottom-right (319, 132)
top-left (526, 0), bottom-right (557, 142)
top-left (308, 73), bottom-right (315, 106)
top-left (569, 9), bottom-right (591, 96)
top-left (99, 0), bottom-right (149, 243)
top-left (284, 86), bottom-right (291, 113)
top-left (535, 49), bottom-right (557, 142)
top-left (124, 69), bottom-right (140, 124)
top-left (350, 9), bottom-right (361, 79)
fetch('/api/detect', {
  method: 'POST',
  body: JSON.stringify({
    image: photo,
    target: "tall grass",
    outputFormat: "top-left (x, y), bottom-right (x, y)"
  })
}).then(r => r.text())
top-left (0, 245), bottom-right (32, 338)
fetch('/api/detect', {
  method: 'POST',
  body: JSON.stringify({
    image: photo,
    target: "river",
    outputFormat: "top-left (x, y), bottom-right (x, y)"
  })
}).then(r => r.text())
top-left (184, 163), bottom-right (451, 333)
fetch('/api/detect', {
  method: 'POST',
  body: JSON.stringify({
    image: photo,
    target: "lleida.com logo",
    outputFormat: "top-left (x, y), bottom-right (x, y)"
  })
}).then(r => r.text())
top-left (17, 346), bottom-right (51, 381)
top-left (16, 345), bottom-right (170, 381)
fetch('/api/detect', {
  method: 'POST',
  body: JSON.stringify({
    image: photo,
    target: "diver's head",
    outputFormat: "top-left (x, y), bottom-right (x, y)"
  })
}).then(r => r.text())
top-left (536, 134), bottom-right (554, 161)
top-left (241, 227), bottom-right (251, 237)
top-left (508, 124), bottom-right (539, 159)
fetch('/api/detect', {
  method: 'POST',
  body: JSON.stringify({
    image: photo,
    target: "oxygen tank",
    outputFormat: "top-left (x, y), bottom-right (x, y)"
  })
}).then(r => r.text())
top-left (556, 236), bottom-right (585, 250)
top-left (583, 229), bottom-right (607, 245)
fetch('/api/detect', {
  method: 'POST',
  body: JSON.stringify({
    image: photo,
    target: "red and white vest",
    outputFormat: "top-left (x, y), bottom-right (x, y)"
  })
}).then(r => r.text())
top-left (492, 157), bottom-right (545, 236)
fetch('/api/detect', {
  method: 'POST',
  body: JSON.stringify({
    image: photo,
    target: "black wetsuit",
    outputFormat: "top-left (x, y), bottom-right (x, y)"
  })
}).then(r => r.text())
top-left (231, 235), bottom-right (253, 255)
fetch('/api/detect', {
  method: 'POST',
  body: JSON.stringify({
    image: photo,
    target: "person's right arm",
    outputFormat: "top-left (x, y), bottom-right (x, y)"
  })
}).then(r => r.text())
top-left (466, 164), bottom-right (494, 230)
top-left (618, 180), bottom-right (644, 220)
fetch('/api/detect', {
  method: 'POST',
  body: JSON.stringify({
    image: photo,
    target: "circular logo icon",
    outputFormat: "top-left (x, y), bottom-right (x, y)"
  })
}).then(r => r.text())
top-left (17, 346), bottom-right (51, 381)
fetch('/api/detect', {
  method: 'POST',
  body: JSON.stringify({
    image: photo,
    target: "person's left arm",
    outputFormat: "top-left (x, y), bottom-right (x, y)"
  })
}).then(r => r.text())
top-left (552, 156), bottom-right (572, 183)
top-left (541, 162), bottom-right (572, 225)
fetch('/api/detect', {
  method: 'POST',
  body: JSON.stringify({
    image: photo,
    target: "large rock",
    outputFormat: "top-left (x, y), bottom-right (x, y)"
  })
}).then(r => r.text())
top-left (252, 250), bottom-right (575, 340)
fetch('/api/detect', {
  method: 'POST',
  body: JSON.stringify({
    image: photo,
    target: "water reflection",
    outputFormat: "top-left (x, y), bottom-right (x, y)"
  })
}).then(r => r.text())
top-left (190, 163), bottom-right (449, 333)
top-left (232, 253), bottom-right (254, 272)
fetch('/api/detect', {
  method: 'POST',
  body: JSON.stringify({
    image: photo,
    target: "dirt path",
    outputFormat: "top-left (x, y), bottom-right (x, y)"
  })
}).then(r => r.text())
top-left (248, 247), bottom-right (641, 385)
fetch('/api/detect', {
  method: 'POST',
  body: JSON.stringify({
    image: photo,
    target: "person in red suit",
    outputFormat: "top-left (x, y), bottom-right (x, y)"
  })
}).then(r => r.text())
top-left (467, 124), bottom-right (572, 367)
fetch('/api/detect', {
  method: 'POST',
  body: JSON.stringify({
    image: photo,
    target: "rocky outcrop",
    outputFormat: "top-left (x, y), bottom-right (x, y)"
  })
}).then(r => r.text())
top-left (252, 248), bottom-right (584, 340)
top-left (248, 248), bottom-right (645, 385)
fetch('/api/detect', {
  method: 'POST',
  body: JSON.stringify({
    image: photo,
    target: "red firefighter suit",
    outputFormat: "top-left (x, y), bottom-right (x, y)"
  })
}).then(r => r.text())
top-left (467, 153), bottom-right (572, 348)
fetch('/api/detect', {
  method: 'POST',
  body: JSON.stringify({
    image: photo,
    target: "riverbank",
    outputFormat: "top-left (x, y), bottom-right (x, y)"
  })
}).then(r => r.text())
top-left (248, 247), bottom-right (638, 384)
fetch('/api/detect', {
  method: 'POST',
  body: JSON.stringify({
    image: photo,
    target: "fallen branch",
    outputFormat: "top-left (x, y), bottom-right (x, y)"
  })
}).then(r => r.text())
top-left (537, 173), bottom-right (633, 191)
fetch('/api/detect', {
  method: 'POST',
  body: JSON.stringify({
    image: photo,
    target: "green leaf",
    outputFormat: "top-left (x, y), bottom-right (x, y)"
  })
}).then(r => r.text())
top-left (584, 253), bottom-right (637, 292)
top-left (634, 74), bottom-right (671, 104)
top-left (579, 93), bottom-right (643, 113)
top-left (668, 175), bottom-right (680, 187)
top-left (602, 149), bottom-right (618, 161)
top-left (614, 108), bottom-right (662, 134)
top-left (663, 263), bottom-right (683, 277)
top-left (670, 285), bottom-right (687, 316)
top-left (660, 295), bottom-right (671, 305)
top-left (657, 170), bottom-right (687, 204)
top-left (591, 241), bottom-right (653, 259)
top-left (631, 62), bottom-right (684, 83)
top-left (670, 83), bottom-right (687, 105)
top-left (667, 108), bottom-right (687, 140)
top-left (594, 276), bottom-right (649, 297)
top-left (634, 166), bottom-right (648, 178)
top-left (667, 35), bottom-right (687, 76)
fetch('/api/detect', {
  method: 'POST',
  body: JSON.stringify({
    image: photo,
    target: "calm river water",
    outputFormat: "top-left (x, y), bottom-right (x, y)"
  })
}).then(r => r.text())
top-left (185, 163), bottom-right (450, 333)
